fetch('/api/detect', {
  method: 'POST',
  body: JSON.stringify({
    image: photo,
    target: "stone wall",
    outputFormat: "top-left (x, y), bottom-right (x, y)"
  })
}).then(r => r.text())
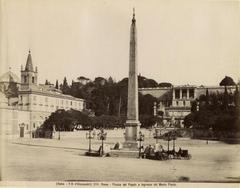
top-left (0, 107), bottom-right (30, 135)
top-left (139, 87), bottom-right (171, 99)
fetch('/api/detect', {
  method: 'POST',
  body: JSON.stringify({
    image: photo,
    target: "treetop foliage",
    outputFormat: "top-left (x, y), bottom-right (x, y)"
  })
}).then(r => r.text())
top-left (158, 82), bottom-right (172, 88)
top-left (219, 76), bottom-right (236, 86)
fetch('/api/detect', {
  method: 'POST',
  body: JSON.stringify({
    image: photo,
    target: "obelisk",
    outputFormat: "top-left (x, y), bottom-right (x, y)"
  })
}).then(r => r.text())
top-left (123, 9), bottom-right (141, 150)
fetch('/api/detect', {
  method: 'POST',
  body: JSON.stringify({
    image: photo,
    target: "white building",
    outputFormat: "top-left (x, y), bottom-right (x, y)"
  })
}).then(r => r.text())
top-left (0, 51), bottom-right (85, 137)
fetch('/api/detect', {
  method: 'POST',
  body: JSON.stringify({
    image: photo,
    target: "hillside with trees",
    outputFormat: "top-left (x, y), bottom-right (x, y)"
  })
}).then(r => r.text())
top-left (184, 77), bottom-right (240, 139)
top-left (41, 75), bottom-right (164, 130)
top-left (57, 75), bottom-right (162, 117)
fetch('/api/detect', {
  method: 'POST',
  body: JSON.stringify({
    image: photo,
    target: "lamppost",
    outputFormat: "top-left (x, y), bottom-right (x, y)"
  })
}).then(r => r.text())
top-left (167, 133), bottom-right (170, 153)
top-left (98, 128), bottom-right (107, 156)
top-left (86, 129), bottom-right (94, 152)
top-left (155, 127), bottom-right (159, 144)
top-left (137, 131), bottom-right (145, 158)
top-left (172, 130), bottom-right (177, 151)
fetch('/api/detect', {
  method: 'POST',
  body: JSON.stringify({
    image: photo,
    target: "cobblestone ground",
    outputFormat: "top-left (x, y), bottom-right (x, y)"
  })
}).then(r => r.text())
top-left (1, 136), bottom-right (240, 182)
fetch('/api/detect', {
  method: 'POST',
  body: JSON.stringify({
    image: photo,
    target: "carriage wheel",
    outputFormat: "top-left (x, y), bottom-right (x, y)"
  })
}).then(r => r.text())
top-left (186, 154), bottom-right (192, 160)
top-left (176, 154), bottom-right (181, 160)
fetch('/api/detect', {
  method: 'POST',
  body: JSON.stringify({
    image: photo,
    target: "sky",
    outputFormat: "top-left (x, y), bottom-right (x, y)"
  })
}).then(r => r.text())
top-left (0, 0), bottom-right (239, 86)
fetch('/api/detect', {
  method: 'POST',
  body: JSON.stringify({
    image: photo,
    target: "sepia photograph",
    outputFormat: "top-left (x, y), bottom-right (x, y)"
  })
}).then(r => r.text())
top-left (0, 0), bottom-right (240, 187)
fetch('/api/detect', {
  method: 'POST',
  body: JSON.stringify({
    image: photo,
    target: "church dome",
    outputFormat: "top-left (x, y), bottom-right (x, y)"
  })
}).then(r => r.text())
top-left (0, 71), bottom-right (20, 83)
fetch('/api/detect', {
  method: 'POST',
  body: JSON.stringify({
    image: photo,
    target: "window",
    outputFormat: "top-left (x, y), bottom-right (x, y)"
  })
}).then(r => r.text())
top-left (24, 76), bottom-right (27, 83)
top-left (20, 95), bottom-right (23, 101)
top-left (32, 77), bottom-right (35, 83)
top-left (71, 101), bottom-right (72, 106)
top-left (189, 89), bottom-right (194, 98)
top-left (182, 89), bottom-right (187, 98)
top-left (176, 101), bottom-right (179, 106)
top-left (26, 124), bottom-right (28, 130)
top-left (183, 100), bottom-right (186, 106)
top-left (175, 89), bottom-right (180, 99)
top-left (33, 123), bottom-right (35, 128)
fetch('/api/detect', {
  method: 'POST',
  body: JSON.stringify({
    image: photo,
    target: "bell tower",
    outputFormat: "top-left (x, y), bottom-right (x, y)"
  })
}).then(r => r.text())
top-left (21, 50), bottom-right (38, 90)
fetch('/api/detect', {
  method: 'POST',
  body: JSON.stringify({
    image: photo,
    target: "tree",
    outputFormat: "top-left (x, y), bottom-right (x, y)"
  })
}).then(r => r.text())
top-left (5, 80), bottom-right (18, 98)
top-left (191, 101), bottom-right (197, 112)
top-left (205, 88), bottom-right (209, 105)
top-left (64, 74), bottom-right (163, 119)
top-left (55, 80), bottom-right (59, 89)
top-left (138, 75), bottom-right (158, 88)
top-left (42, 109), bottom-right (92, 131)
top-left (77, 76), bottom-right (90, 82)
top-left (144, 79), bottom-right (159, 88)
top-left (219, 76), bottom-right (236, 86)
top-left (194, 110), bottom-right (216, 129)
top-left (108, 77), bottom-right (114, 84)
top-left (61, 77), bottom-right (70, 94)
top-left (139, 114), bottom-right (156, 128)
top-left (139, 93), bottom-right (157, 115)
top-left (223, 86), bottom-right (229, 111)
top-left (184, 113), bottom-right (195, 128)
top-left (158, 82), bottom-right (172, 88)
top-left (234, 85), bottom-right (239, 107)
top-left (42, 109), bottom-right (125, 131)
top-left (45, 79), bottom-right (51, 85)
top-left (94, 77), bottom-right (107, 86)
top-left (184, 84), bottom-right (239, 134)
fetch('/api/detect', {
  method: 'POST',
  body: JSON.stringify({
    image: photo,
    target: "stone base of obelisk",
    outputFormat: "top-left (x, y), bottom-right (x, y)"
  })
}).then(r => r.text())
top-left (122, 122), bottom-right (140, 150)
top-left (109, 149), bottom-right (140, 158)
top-left (109, 121), bottom-right (141, 158)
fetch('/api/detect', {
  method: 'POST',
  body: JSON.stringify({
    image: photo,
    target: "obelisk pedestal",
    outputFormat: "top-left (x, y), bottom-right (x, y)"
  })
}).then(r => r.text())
top-left (123, 121), bottom-right (140, 150)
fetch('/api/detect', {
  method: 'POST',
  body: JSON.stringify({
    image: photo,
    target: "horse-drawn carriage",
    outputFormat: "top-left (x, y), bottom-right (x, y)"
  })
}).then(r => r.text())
top-left (166, 149), bottom-right (192, 160)
top-left (175, 149), bottom-right (192, 160)
top-left (142, 146), bottom-right (192, 161)
top-left (142, 145), bottom-right (169, 160)
top-left (143, 150), bottom-right (169, 160)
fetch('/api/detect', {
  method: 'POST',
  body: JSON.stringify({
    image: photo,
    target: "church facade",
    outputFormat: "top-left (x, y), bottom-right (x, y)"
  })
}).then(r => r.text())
top-left (0, 51), bottom-right (85, 137)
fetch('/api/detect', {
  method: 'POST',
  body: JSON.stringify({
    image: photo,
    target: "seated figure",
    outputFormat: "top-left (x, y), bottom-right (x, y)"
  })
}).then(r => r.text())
top-left (113, 142), bottom-right (120, 150)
